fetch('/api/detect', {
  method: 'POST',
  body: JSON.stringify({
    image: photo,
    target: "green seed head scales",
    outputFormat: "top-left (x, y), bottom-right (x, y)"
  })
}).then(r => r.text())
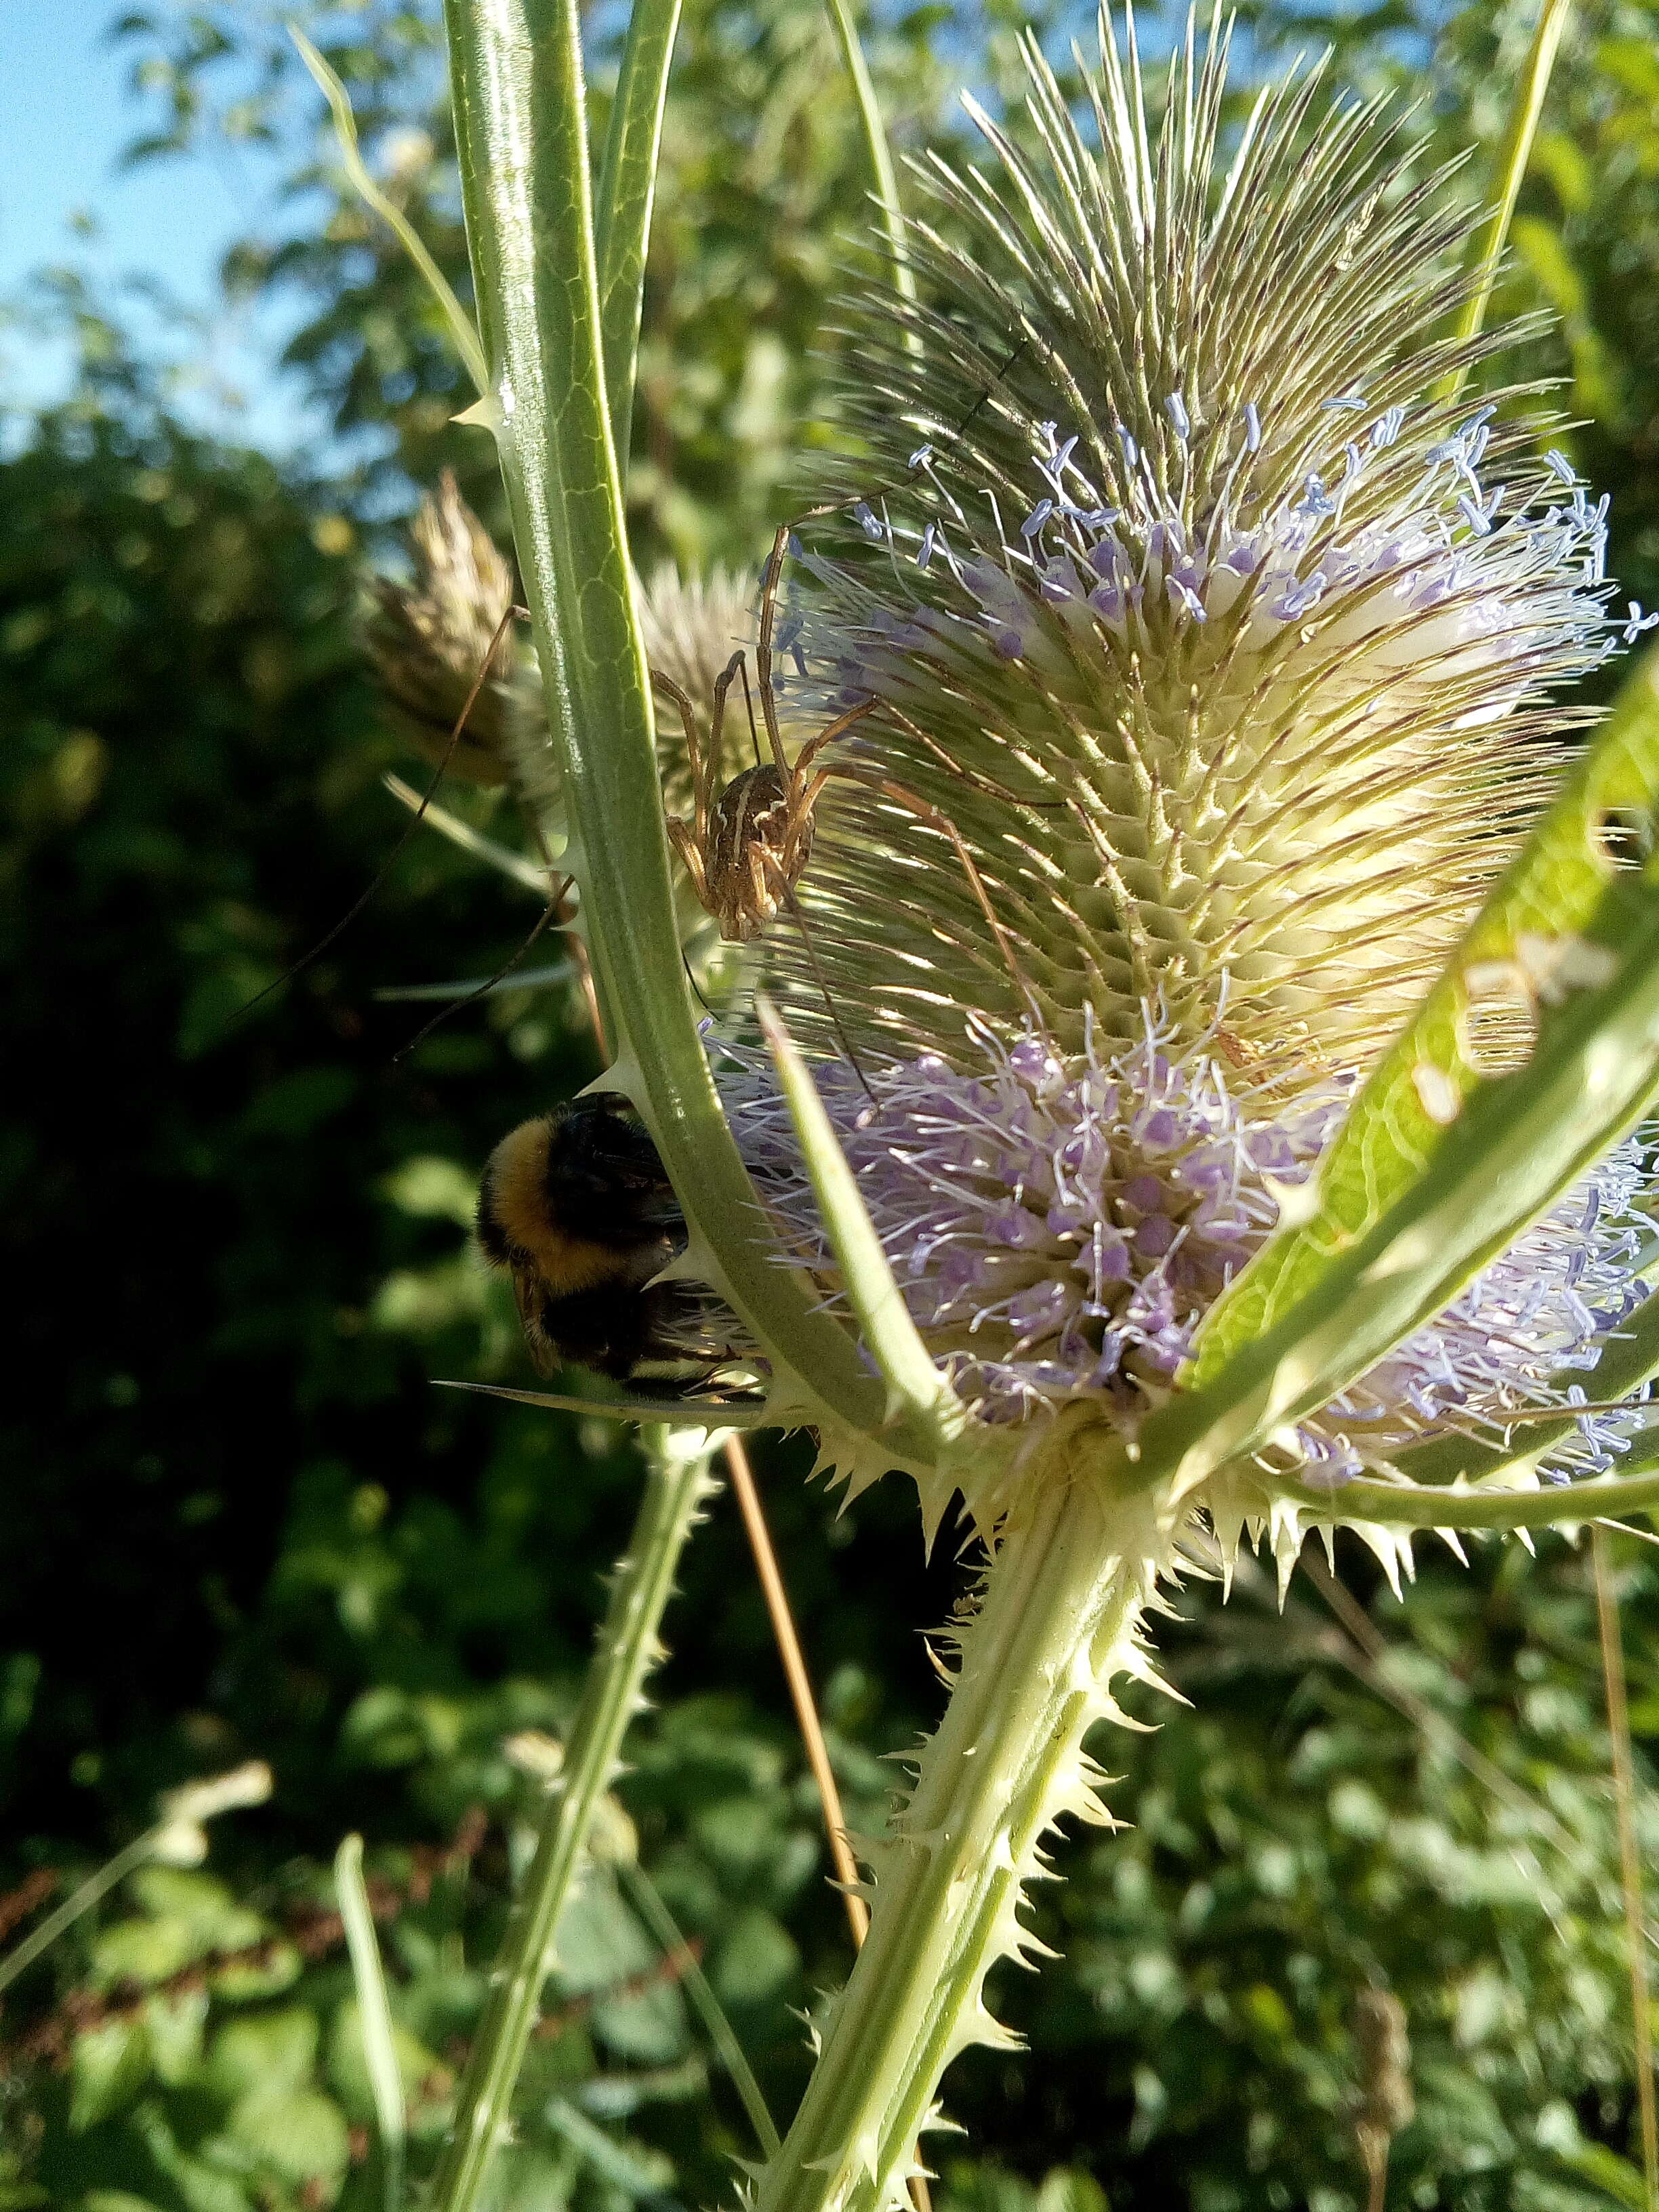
top-left (367, 470), bottom-right (535, 789)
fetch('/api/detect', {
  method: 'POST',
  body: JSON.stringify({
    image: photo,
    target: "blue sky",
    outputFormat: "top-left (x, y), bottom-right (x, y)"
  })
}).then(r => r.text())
top-left (0, 0), bottom-right (314, 449)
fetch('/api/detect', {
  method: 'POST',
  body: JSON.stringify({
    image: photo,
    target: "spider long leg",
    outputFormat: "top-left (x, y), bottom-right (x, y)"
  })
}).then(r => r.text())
top-left (666, 816), bottom-right (712, 905)
top-left (390, 871), bottom-right (574, 1068)
top-left (707, 649), bottom-right (750, 822)
top-left (653, 667), bottom-right (714, 850)
top-left (230, 599), bottom-right (527, 1025)
top-left (876, 699), bottom-right (1056, 811)
top-left (773, 874), bottom-right (876, 1104)
top-left (808, 764), bottom-right (1041, 1016)
top-left (790, 699), bottom-right (878, 779)
top-left (754, 525), bottom-right (796, 780)
top-left (733, 656), bottom-right (764, 771)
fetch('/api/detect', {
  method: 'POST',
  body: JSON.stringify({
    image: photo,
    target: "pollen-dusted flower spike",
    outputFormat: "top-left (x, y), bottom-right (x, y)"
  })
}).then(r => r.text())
top-left (367, 469), bottom-right (537, 788)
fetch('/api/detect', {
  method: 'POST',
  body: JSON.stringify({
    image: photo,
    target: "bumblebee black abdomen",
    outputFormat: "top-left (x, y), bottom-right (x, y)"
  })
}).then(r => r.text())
top-left (531, 1279), bottom-right (690, 1383)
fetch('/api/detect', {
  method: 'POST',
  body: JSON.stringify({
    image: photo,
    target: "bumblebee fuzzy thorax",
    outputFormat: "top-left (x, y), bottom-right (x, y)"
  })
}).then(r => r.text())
top-left (476, 1116), bottom-right (640, 1292)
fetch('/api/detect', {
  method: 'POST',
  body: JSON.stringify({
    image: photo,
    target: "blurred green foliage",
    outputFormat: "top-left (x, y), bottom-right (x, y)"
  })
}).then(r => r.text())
top-left (9, 0), bottom-right (1659, 2205)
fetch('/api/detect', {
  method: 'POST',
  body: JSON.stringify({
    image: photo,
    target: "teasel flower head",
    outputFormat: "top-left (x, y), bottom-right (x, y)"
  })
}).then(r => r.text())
top-left (367, 470), bottom-right (541, 789)
top-left (716, 12), bottom-right (1654, 1532)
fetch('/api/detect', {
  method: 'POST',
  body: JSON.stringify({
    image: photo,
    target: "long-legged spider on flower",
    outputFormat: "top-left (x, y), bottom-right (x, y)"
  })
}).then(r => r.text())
top-left (651, 523), bottom-right (1039, 1030)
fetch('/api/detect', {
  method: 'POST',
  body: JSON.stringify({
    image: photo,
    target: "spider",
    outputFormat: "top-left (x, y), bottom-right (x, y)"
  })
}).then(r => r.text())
top-left (651, 523), bottom-right (1039, 1014)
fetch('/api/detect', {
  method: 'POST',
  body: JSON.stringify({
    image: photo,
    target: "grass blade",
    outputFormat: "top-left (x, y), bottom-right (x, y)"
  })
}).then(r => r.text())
top-left (1441, 0), bottom-right (1575, 399)
top-left (380, 772), bottom-right (552, 897)
top-left (819, 0), bottom-right (916, 337)
top-left (614, 1857), bottom-right (781, 2158)
top-left (289, 26), bottom-right (489, 396)
top-left (334, 1833), bottom-right (407, 2212)
top-left (1593, 1530), bottom-right (1659, 2210)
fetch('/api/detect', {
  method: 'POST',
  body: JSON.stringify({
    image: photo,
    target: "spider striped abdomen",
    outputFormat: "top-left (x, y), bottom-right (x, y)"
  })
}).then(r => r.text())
top-left (706, 763), bottom-right (811, 940)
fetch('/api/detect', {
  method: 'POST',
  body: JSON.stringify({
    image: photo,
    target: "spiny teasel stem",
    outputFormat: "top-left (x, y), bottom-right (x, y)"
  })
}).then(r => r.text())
top-left (1593, 1528), bottom-right (1659, 2209)
top-left (432, 1425), bottom-right (722, 2212)
top-left (752, 1426), bottom-right (1176, 2212)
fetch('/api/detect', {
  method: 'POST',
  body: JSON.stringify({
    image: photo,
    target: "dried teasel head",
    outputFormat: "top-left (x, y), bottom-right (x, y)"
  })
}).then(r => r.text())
top-left (367, 470), bottom-right (537, 788)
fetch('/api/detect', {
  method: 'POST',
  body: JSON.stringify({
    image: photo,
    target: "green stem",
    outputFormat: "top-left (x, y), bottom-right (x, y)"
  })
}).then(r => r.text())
top-left (752, 1435), bottom-right (1172, 2212)
top-left (1439, 0), bottom-right (1573, 400)
top-left (758, 995), bottom-right (960, 1455)
top-left (819, 0), bottom-right (916, 340)
top-left (1277, 1439), bottom-right (1659, 1534)
top-left (430, 1425), bottom-right (722, 2212)
top-left (441, 0), bottom-right (920, 1458)
top-left (0, 1833), bottom-right (156, 1999)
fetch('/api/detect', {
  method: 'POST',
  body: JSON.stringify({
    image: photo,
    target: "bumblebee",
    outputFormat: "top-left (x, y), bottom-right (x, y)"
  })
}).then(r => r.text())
top-left (476, 1093), bottom-right (744, 1389)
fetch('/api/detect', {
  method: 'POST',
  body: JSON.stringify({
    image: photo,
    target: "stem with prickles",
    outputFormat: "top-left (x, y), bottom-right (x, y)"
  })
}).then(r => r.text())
top-left (432, 1424), bottom-right (724, 2212)
top-left (753, 1431), bottom-right (1176, 2212)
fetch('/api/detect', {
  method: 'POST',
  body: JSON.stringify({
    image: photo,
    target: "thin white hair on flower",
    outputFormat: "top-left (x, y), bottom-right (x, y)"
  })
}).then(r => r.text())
top-left (752, 6), bottom-right (1617, 1083)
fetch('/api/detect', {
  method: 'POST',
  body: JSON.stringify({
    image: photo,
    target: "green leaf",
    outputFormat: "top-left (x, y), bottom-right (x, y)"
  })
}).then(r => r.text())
top-left (441, 0), bottom-right (916, 1455)
top-left (592, 0), bottom-right (684, 462)
top-left (1547, 2137), bottom-right (1652, 2209)
top-left (1034, 2169), bottom-right (1111, 2212)
top-left (554, 1868), bottom-right (688, 2064)
top-left (222, 2086), bottom-right (350, 2186)
top-left (205, 2008), bottom-right (317, 2103)
top-left (544, 2101), bottom-right (676, 2200)
top-left (144, 1988), bottom-right (209, 2085)
top-left (93, 1871), bottom-right (263, 1987)
top-left (1145, 640), bottom-right (1659, 1504)
top-left (70, 2020), bottom-right (152, 2133)
top-left (708, 1905), bottom-right (798, 2008)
